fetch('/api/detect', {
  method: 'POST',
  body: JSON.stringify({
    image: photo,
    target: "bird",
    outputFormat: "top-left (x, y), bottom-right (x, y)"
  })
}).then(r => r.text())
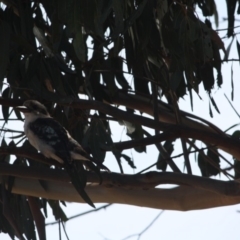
top-left (16, 100), bottom-right (109, 208)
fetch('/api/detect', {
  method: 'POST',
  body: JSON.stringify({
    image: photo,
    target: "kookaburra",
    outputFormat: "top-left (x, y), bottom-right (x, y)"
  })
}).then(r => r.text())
top-left (16, 100), bottom-right (108, 167)
top-left (16, 100), bottom-right (108, 207)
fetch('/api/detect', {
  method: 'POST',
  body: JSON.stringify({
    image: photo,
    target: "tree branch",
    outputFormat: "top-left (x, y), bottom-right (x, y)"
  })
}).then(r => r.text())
top-left (1, 163), bottom-right (240, 196)
top-left (1, 96), bottom-right (240, 160)
top-left (0, 147), bottom-right (61, 166)
top-left (110, 91), bottom-right (225, 134)
top-left (46, 204), bottom-right (112, 226)
top-left (58, 98), bottom-right (240, 160)
top-left (1, 176), bottom-right (240, 211)
top-left (121, 211), bottom-right (164, 240)
top-left (1, 157), bottom-right (240, 211)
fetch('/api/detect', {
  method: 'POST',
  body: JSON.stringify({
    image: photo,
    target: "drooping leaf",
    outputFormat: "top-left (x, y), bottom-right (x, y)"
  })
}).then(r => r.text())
top-left (234, 160), bottom-right (240, 179)
top-left (202, 21), bottom-right (214, 61)
top-left (0, 198), bottom-right (15, 239)
top-left (73, 30), bottom-right (86, 62)
top-left (209, 100), bottom-right (213, 118)
top-left (156, 151), bottom-right (167, 171)
top-left (199, 63), bottom-right (214, 92)
top-left (211, 29), bottom-right (226, 54)
top-left (20, 196), bottom-right (37, 240)
top-left (213, 1), bottom-right (219, 28)
top-left (102, 58), bottom-right (118, 96)
top-left (2, 87), bottom-right (11, 123)
top-left (231, 131), bottom-right (240, 177)
top-left (236, 40), bottom-right (240, 64)
top-left (82, 117), bottom-right (111, 163)
top-left (112, 0), bottom-right (124, 39)
top-left (43, 57), bottom-right (66, 95)
top-left (207, 148), bottom-right (221, 175)
top-left (95, 0), bottom-right (112, 38)
top-left (40, 199), bottom-right (48, 218)
top-left (113, 57), bottom-right (130, 89)
top-left (198, 148), bottom-right (220, 177)
top-left (48, 200), bottom-right (68, 222)
top-left (188, 85), bottom-right (193, 111)
top-left (157, 140), bottom-right (175, 171)
top-left (170, 71), bottom-right (183, 91)
top-left (0, 138), bottom-right (10, 163)
top-left (231, 62), bottom-right (234, 100)
top-left (133, 67), bottom-right (150, 96)
top-left (212, 40), bottom-right (223, 88)
top-left (121, 154), bottom-right (136, 169)
top-left (209, 95), bottom-right (220, 114)
top-left (25, 53), bottom-right (41, 81)
top-left (0, 21), bottom-right (10, 82)
top-left (197, 0), bottom-right (216, 16)
top-left (124, 29), bottom-right (134, 73)
top-left (226, 0), bottom-right (237, 37)
top-left (126, 0), bottom-right (148, 27)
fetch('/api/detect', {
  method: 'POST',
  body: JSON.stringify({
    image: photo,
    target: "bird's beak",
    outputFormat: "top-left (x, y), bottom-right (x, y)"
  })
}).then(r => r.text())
top-left (15, 106), bottom-right (30, 113)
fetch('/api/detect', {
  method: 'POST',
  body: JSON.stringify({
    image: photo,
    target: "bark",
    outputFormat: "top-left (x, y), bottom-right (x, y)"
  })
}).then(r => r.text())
top-left (111, 91), bottom-right (224, 134)
top-left (2, 177), bottom-right (240, 211)
top-left (1, 163), bottom-right (240, 211)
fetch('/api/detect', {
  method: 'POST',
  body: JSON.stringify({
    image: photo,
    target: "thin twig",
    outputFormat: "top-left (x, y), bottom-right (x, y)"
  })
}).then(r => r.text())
top-left (224, 93), bottom-right (240, 118)
top-left (58, 219), bottom-right (61, 240)
top-left (61, 221), bottom-right (70, 240)
top-left (136, 145), bottom-right (215, 174)
top-left (46, 204), bottom-right (112, 226)
top-left (121, 211), bottom-right (164, 240)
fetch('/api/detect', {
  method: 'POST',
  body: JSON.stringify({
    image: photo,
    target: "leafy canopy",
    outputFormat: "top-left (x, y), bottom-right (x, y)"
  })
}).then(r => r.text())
top-left (1, 0), bottom-right (240, 240)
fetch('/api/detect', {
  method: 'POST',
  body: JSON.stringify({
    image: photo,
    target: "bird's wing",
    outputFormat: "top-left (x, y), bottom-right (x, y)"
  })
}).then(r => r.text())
top-left (69, 138), bottom-right (110, 172)
top-left (29, 117), bottom-right (72, 162)
top-left (67, 137), bottom-right (90, 159)
top-left (68, 136), bottom-right (110, 172)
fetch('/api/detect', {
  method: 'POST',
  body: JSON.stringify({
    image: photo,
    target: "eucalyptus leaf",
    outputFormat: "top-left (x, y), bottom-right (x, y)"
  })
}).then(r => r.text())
top-left (0, 21), bottom-right (10, 82)
top-left (2, 87), bottom-right (11, 123)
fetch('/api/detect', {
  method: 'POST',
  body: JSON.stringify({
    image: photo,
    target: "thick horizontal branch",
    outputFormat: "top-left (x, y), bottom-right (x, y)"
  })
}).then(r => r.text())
top-left (1, 163), bottom-right (240, 197)
top-left (1, 176), bottom-right (240, 211)
top-left (0, 97), bottom-right (23, 107)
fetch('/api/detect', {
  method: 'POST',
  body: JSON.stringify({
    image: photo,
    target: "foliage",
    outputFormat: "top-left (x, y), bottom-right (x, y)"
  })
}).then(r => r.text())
top-left (1, 0), bottom-right (240, 239)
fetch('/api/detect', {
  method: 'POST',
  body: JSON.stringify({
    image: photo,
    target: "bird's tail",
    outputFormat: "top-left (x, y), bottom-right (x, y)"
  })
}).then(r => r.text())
top-left (64, 162), bottom-right (95, 208)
